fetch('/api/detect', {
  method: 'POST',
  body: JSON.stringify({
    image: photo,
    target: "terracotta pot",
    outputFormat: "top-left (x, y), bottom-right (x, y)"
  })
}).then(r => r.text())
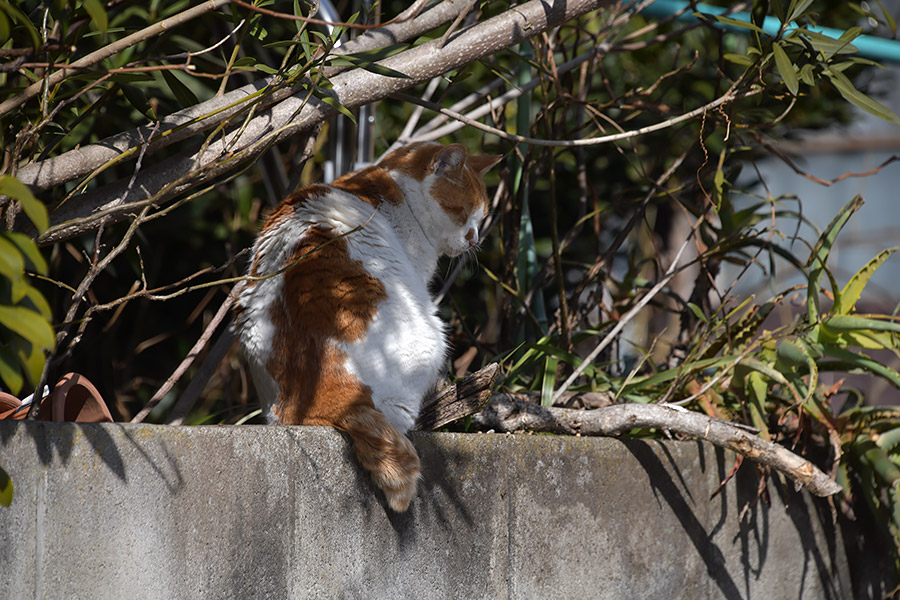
top-left (0, 373), bottom-right (112, 422)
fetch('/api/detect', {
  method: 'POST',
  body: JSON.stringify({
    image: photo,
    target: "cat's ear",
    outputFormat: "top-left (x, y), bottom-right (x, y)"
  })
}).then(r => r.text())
top-left (431, 144), bottom-right (468, 176)
top-left (467, 154), bottom-right (503, 175)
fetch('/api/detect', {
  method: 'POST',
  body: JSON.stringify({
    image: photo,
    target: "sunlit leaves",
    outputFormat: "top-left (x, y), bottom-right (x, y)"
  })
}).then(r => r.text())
top-left (0, 176), bottom-right (54, 394)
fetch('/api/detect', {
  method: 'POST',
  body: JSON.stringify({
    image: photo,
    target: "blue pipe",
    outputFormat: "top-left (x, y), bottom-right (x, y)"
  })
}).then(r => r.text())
top-left (641, 0), bottom-right (900, 64)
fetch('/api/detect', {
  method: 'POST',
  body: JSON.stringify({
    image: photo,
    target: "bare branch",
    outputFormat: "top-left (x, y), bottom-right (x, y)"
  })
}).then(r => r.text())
top-left (472, 395), bottom-right (843, 497)
top-left (16, 0), bottom-right (475, 192)
top-left (395, 86), bottom-right (757, 147)
top-left (37, 0), bottom-right (616, 245)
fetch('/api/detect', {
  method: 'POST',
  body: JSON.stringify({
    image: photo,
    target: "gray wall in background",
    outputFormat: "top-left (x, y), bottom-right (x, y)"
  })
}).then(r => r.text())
top-left (0, 423), bottom-right (850, 599)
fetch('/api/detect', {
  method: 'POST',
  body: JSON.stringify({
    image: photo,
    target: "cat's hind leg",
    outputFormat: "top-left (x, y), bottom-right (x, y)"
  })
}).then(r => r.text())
top-left (337, 405), bottom-right (421, 512)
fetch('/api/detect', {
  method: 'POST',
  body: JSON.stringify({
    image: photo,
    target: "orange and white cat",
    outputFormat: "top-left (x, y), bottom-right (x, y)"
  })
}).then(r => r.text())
top-left (234, 142), bottom-right (500, 511)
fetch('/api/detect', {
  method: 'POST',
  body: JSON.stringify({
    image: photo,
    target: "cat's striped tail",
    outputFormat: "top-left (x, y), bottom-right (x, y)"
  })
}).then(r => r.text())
top-left (338, 406), bottom-right (421, 512)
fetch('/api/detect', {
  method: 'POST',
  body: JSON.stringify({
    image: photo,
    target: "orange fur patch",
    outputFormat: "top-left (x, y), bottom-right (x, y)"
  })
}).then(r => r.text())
top-left (331, 165), bottom-right (403, 206)
top-left (260, 185), bottom-right (330, 233)
top-left (338, 406), bottom-right (421, 511)
top-left (377, 142), bottom-right (438, 181)
top-left (379, 142), bottom-right (494, 225)
top-left (267, 226), bottom-right (386, 425)
top-left (430, 162), bottom-right (490, 226)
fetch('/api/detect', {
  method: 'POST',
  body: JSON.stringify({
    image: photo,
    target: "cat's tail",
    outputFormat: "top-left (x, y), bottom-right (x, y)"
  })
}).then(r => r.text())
top-left (337, 406), bottom-right (421, 512)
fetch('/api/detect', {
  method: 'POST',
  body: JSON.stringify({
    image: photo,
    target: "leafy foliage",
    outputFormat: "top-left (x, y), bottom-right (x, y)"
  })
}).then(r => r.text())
top-left (0, 176), bottom-right (54, 395)
top-left (1, 0), bottom-right (899, 589)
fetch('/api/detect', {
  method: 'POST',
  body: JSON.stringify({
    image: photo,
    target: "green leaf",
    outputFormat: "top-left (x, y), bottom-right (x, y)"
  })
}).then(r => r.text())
top-left (160, 70), bottom-right (198, 109)
top-left (0, 8), bottom-right (10, 44)
top-left (876, 426), bottom-right (900, 453)
top-left (23, 285), bottom-right (53, 322)
top-left (0, 175), bottom-right (48, 233)
top-left (853, 438), bottom-right (900, 486)
top-left (874, 0), bottom-right (898, 35)
top-left (723, 53), bottom-right (753, 67)
top-left (0, 305), bottom-right (55, 350)
top-left (313, 89), bottom-right (357, 124)
top-left (0, 0), bottom-right (40, 48)
top-left (822, 347), bottom-right (900, 389)
top-left (293, 0), bottom-right (305, 33)
top-left (9, 333), bottom-right (45, 386)
top-left (0, 345), bottom-right (24, 395)
top-left (807, 196), bottom-right (863, 324)
top-left (772, 42), bottom-right (799, 96)
top-left (540, 356), bottom-right (558, 407)
top-left (83, 0), bottom-right (108, 35)
top-left (0, 235), bottom-right (24, 284)
top-left (622, 355), bottom-right (737, 393)
top-left (255, 63), bottom-right (279, 75)
top-left (0, 465), bottom-right (12, 507)
top-left (798, 63), bottom-right (815, 86)
top-left (745, 370), bottom-right (771, 441)
top-left (120, 83), bottom-right (157, 120)
top-left (786, 0), bottom-right (815, 23)
top-left (3, 233), bottom-right (47, 275)
top-left (822, 315), bottom-right (900, 350)
top-left (686, 302), bottom-right (708, 324)
top-left (326, 55), bottom-right (410, 78)
top-left (738, 357), bottom-right (800, 397)
top-left (788, 29), bottom-right (859, 58)
top-left (836, 247), bottom-right (899, 315)
top-left (776, 339), bottom-right (808, 367)
top-left (826, 70), bottom-right (900, 125)
top-left (703, 13), bottom-right (766, 35)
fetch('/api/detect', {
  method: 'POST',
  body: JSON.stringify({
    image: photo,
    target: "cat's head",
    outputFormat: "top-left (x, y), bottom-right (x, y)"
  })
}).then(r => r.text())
top-left (379, 142), bottom-right (502, 257)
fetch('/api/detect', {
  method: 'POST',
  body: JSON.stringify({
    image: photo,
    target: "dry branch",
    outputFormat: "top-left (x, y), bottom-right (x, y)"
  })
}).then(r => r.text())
top-left (16, 0), bottom-right (473, 192)
top-left (36, 0), bottom-right (614, 245)
top-left (471, 395), bottom-right (843, 497)
top-left (416, 363), bottom-right (499, 431)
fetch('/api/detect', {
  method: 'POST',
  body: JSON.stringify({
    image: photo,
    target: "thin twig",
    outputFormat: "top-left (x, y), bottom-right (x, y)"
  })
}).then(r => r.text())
top-left (551, 236), bottom-right (692, 404)
top-left (393, 87), bottom-right (758, 147)
top-left (131, 296), bottom-right (234, 423)
top-left (0, 0), bottom-right (231, 116)
top-left (230, 0), bottom-right (427, 29)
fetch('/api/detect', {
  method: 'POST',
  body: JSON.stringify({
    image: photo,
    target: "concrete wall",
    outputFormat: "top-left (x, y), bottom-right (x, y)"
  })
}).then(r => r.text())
top-left (0, 422), bottom-right (849, 599)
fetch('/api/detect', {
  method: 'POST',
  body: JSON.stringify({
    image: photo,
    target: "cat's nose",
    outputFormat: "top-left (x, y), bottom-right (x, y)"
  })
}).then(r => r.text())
top-left (465, 227), bottom-right (478, 247)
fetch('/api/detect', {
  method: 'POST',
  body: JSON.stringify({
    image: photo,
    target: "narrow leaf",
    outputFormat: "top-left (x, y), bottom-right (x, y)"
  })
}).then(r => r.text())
top-left (746, 371), bottom-right (772, 441)
top-left (0, 345), bottom-right (23, 395)
top-left (160, 70), bottom-right (198, 109)
top-left (787, 0), bottom-right (815, 23)
top-left (3, 233), bottom-right (47, 275)
top-left (120, 83), bottom-right (157, 120)
top-left (704, 13), bottom-right (766, 34)
top-left (0, 175), bottom-right (48, 232)
top-left (83, 0), bottom-right (108, 35)
top-left (772, 42), bottom-right (799, 95)
top-left (827, 70), bottom-right (900, 125)
top-left (836, 247), bottom-right (899, 314)
top-left (540, 356), bottom-right (558, 407)
top-left (0, 305), bottom-right (55, 350)
top-left (822, 347), bottom-right (900, 389)
top-left (0, 0), bottom-right (39, 48)
top-left (807, 196), bottom-right (863, 324)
